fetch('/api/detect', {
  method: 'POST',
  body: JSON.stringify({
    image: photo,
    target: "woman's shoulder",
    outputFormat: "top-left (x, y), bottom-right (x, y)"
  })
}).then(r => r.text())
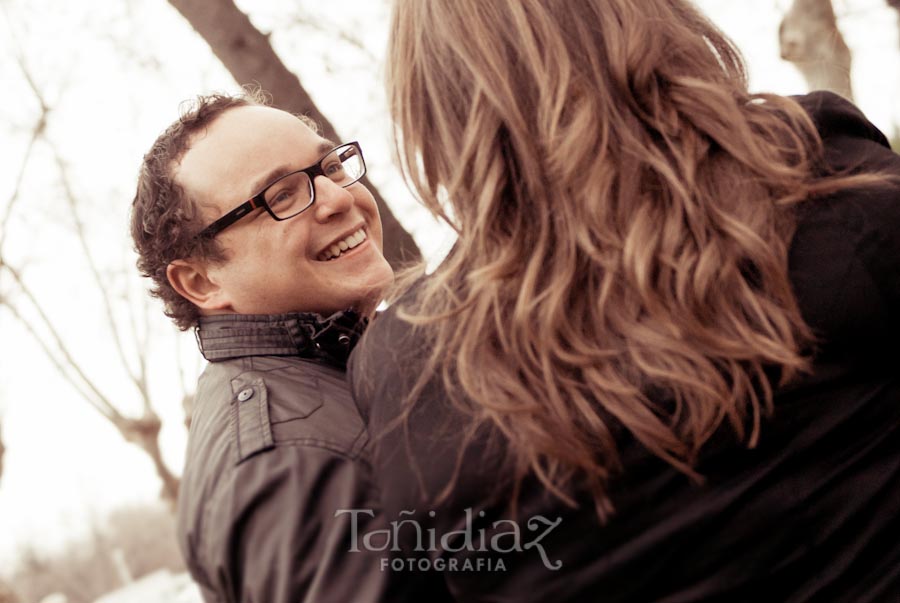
top-left (789, 91), bottom-right (899, 245)
top-left (788, 93), bottom-right (900, 343)
top-left (792, 90), bottom-right (892, 149)
top-left (368, 276), bottom-right (430, 345)
top-left (347, 276), bottom-right (434, 413)
top-left (790, 91), bottom-right (898, 180)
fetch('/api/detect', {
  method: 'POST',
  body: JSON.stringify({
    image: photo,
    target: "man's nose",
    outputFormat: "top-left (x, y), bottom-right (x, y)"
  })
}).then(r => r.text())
top-left (311, 175), bottom-right (354, 222)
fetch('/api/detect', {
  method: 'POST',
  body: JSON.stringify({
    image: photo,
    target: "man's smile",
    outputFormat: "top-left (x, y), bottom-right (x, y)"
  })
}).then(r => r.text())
top-left (317, 226), bottom-right (369, 261)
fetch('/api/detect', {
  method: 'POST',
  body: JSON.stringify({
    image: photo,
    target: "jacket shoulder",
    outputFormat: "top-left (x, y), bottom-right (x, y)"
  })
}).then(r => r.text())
top-left (793, 90), bottom-right (891, 148)
top-left (194, 355), bottom-right (368, 466)
top-left (178, 355), bottom-right (372, 593)
top-left (348, 296), bottom-right (430, 424)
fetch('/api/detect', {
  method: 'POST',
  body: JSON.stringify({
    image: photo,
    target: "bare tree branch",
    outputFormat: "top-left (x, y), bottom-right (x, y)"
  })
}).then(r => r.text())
top-left (0, 128), bottom-right (43, 257)
top-left (11, 50), bottom-right (51, 118)
top-left (0, 289), bottom-right (121, 422)
top-left (0, 40), bottom-right (50, 256)
top-left (165, 0), bottom-right (422, 267)
top-left (1, 283), bottom-right (180, 504)
top-left (131, 317), bottom-right (152, 415)
top-left (0, 32), bottom-right (181, 506)
top-left (287, 11), bottom-right (379, 64)
top-left (52, 148), bottom-right (148, 397)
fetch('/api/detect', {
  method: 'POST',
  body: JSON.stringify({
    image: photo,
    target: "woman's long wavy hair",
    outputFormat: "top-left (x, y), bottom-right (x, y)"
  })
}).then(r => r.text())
top-left (387, 0), bottom-right (874, 518)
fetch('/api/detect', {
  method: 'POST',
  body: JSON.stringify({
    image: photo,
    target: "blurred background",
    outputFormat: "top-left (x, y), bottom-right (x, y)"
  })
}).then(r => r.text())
top-left (0, 0), bottom-right (897, 601)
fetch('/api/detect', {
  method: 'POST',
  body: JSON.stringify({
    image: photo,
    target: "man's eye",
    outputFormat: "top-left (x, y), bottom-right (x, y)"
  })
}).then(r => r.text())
top-left (269, 188), bottom-right (295, 206)
top-left (324, 162), bottom-right (345, 177)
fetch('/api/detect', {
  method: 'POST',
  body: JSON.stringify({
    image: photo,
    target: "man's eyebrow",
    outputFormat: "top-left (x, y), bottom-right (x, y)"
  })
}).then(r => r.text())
top-left (248, 165), bottom-right (294, 197)
top-left (247, 140), bottom-right (338, 197)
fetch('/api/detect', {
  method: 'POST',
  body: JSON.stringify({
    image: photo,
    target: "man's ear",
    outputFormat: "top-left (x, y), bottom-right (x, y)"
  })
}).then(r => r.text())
top-left (166, 259), bottom-right (231, 312)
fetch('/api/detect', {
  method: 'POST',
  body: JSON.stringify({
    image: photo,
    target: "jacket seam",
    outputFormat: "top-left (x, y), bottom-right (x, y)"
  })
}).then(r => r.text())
top-left (270, 437), bottom-right (366, 461)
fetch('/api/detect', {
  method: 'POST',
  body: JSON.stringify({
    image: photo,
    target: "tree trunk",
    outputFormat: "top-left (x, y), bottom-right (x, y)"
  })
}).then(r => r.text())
top-left (166, 0), bottom-right (422, 267)
top-left (779, 0), bottom-right (854, 101)
top-left (114, 414), bottom-right (180, 509)
top-left (889, 0), bottom-right (900, 49)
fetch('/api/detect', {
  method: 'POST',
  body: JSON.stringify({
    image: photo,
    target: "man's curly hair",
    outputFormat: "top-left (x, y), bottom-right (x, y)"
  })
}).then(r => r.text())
top-left (130, 89), bottom-right (265, 330)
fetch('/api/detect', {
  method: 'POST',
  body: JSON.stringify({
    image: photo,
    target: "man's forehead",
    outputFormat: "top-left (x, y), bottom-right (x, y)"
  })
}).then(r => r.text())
top-left (188, 105), bottom-right (321, 153)
top-left (174, 105), bottom-right (327, 205)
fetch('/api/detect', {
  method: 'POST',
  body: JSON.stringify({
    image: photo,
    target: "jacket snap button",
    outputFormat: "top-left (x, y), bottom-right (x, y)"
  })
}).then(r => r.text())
top-left (237, 388), bottom-right (254, 402)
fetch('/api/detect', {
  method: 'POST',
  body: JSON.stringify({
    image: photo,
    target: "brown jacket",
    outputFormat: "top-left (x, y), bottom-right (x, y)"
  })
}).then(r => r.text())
top-left (177, 313), bottom-right (393, 603)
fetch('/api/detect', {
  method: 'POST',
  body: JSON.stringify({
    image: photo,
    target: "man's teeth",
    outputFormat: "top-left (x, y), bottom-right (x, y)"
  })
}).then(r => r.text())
top-left (318, 228), bottom-right (367, 261)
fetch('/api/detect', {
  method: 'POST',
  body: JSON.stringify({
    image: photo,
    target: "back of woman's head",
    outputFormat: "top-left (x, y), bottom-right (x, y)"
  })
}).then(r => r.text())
top-left (387, 0), bottom-right (842, 517)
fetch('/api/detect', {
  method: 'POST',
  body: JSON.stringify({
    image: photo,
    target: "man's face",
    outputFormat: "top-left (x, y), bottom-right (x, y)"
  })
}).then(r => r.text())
top-left (175, 105), bottom-right (394, 316)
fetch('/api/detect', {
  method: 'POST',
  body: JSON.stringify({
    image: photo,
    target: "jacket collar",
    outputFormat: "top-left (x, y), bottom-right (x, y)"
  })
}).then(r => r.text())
top-left (195, 310), bottom-right (368, 369)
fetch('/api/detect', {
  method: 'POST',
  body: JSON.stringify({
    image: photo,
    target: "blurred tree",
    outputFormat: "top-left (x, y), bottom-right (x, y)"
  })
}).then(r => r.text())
top-left (779, 0), bottom-right (854, 100)
top-left (890, 0), bottom-right (900, 48)
top-left (0, 50), bottom-right (181, 507)
top-left (165, 0), bottom-right (421, 267)
top-left (9, 503), bottom-right (183, 603)
top-left (0, 579), bottom-right (21, 603)
top-left (0, 419), bottom-right (5, 486)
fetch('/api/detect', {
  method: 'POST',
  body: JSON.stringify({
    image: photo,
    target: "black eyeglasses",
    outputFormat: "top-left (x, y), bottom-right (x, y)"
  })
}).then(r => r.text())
top-left (196, 141), bottom-right (366, 239)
